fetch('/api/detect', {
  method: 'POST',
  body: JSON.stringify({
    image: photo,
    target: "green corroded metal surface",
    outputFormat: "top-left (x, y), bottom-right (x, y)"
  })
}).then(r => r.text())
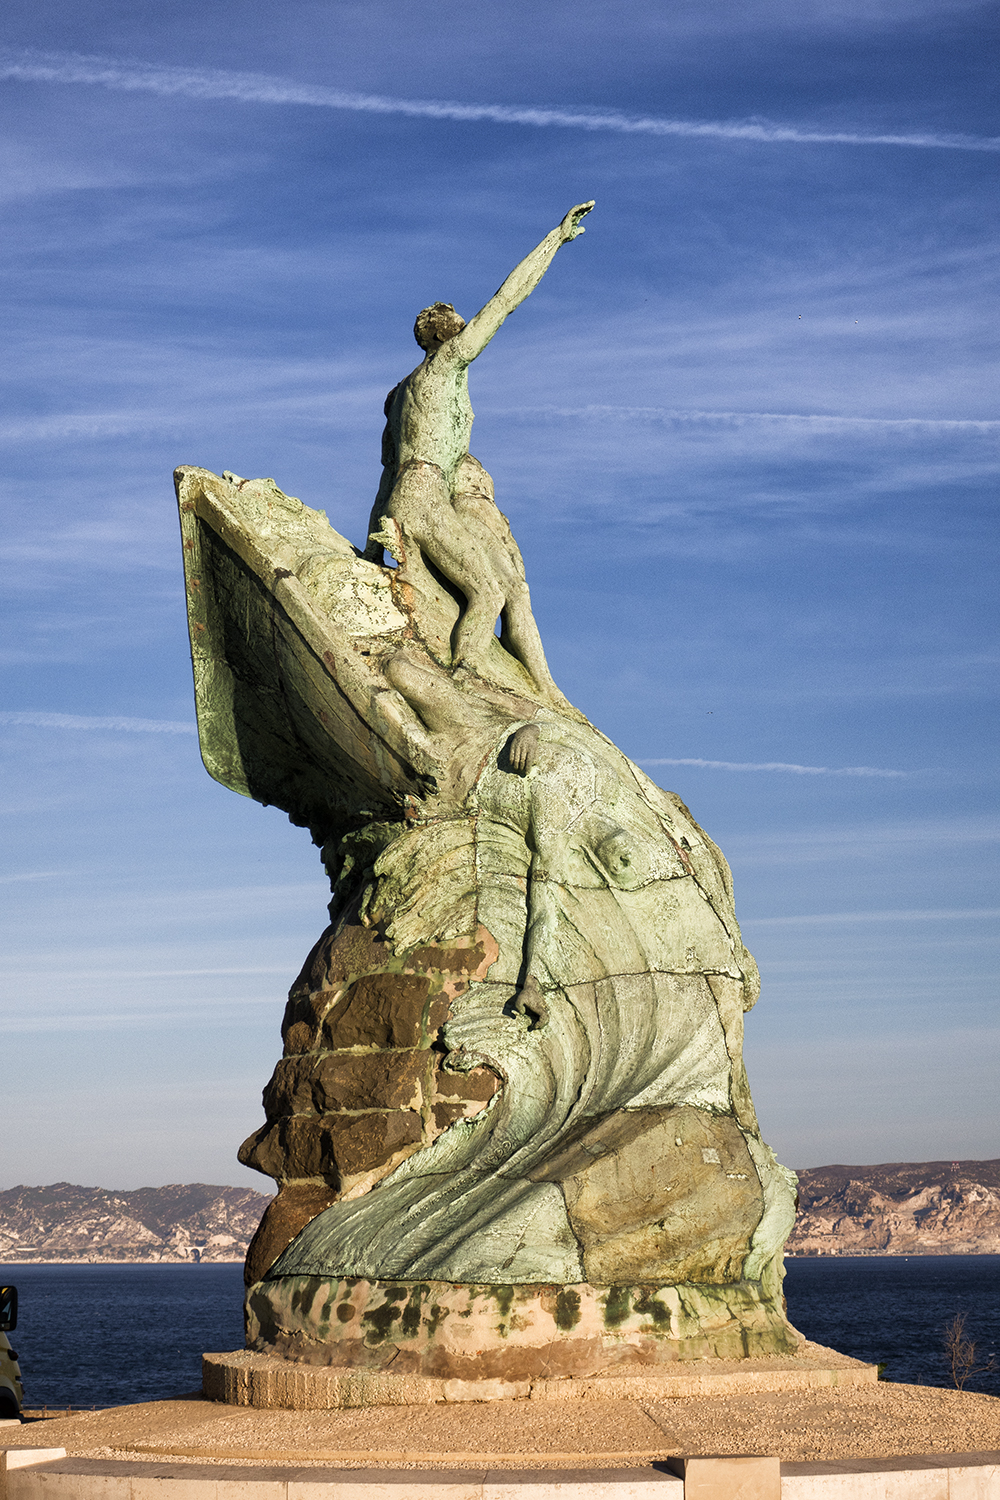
top-left (176, 203), bottom-right (799, 1369)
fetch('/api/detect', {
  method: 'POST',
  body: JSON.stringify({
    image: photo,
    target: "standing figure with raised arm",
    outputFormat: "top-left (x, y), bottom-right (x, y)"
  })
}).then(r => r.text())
top-left (364, 202), bottom-right (594, 702)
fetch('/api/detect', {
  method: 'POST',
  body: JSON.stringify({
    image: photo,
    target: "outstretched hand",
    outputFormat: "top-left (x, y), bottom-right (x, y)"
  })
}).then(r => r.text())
top-left (560, 201), bottom-right (595, 241)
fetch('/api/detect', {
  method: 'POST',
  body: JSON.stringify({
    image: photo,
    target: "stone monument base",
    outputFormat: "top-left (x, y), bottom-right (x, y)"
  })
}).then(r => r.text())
top-left (245, 1276), bottom-right (800, 1385)
top-left (203, 1340), bottom-right (877, 1410)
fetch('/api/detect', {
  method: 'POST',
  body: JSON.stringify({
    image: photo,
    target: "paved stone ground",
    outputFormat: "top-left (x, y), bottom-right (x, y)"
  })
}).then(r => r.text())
top-left (10, 1384), bottom-right (1000, 1469)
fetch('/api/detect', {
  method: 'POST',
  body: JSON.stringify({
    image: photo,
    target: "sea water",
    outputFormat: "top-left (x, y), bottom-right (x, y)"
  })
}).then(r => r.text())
top-left (2, 1256), bottom-right (998, 1411)
top-left (785, 1254), bottom-right (1000, 1395)
top-left (5, 1262), bottom-right (245, 1411)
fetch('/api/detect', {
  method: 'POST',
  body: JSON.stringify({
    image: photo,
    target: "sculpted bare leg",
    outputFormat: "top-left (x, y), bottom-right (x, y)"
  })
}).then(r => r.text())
top-left (385, 460), bottom-right (508, 671)
top-left (384, 461), bottom-right (567, 708)
top-left (452, 458), bottom-right (566, 703)
top-left (497, 585), bottom-right (567, 706)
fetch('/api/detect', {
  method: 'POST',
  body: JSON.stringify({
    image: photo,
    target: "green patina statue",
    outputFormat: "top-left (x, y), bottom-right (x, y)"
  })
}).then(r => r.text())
top-left (176, 202), bottom-right (799, 1388)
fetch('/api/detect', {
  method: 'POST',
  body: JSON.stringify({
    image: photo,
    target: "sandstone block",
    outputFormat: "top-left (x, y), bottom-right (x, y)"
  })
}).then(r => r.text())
top-left (533, 1105), bottom-right (763, 1285)
top-left (433, 1063), bottom-right (502, 1104)
top-left (667, 1457), bottom-right (780, 1500)
top-left (244, 1182), bottom-right (339, 1286)
top-left (404, 936), bottom-right (494, 980)
top-left (319, 972), bottom-right (432, 1050)
top-left (263, 1051), bottom-right (428, 1116)
top-left (432, 1101), bottom-right (479, 1132)
top-left (306, 921), bottom-right (394, 991)
top-left (238, 1110), bottom-right (422, 1184)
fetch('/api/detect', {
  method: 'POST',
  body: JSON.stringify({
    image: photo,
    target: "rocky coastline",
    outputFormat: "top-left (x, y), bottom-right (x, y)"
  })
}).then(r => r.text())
top-left (0, 1182), bottom-right (271, 1264)
top-left (3, 1161), bottom-right (998, 1265)
top-left (787, 1159), bottom-right (1000, 1256)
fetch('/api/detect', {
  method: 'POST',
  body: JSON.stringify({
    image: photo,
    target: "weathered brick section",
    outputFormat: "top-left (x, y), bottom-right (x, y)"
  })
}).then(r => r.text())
top-left (317, 973), bottom-right (435, 1051)
top-left (431, 1061), bottom-right (502, 1133)
top-left (246, 1111), bottom-right (425, 1181)
top-left (243, 1181), bottom-right (336, 1286)
top-left (239, 909), bottom-right (501, 1280)
top-left (263, 1050), bottom-right (430, 1116)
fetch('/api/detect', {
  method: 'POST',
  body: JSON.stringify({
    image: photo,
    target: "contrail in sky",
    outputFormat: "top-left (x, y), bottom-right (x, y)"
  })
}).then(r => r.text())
top-left (518, 407), bottom-right (1000, 433)
top-left (5, 408), bottom-right (998, 446)
top-left (751, 906), bottom-right (1000, 926)
top-left (639, 757), bottom-right (906, 777)
top-left (2, 49), bottom-right (998, 153)
top-left (1, 719), bottom-right (902, 770)
top-left (0, 711), bottom-right (197, 734)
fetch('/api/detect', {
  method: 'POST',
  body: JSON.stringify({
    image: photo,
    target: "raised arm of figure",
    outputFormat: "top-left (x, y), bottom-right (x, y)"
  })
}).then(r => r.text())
top-left (449, 202), bottom-right (594, 366)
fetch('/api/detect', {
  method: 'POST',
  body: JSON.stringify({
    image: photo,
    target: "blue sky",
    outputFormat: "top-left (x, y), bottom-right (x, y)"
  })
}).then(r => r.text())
top-left (2, 0), bottom-right (997, 1190)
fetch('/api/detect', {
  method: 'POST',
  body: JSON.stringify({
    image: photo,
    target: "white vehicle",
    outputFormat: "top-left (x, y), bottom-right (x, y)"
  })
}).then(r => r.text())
top-left (0, 1286), bottom-right (23, 1420)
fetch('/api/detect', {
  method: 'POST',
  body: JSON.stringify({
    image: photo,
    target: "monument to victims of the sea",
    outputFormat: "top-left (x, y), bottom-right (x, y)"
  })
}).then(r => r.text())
top-left (177, 202), bottom-right (802, 1402)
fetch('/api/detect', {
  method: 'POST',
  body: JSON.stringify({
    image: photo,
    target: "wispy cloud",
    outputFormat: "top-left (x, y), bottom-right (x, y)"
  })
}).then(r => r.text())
top-left (0, 387), bottom-right (376, 447)
top-left (10, 405), bottom-right (997, 449)
top-left (1, 966), bottom-right (290, 983)
top-left (750, 906), bottom-right (1000, 926)
top-left (639, 757), bottom-right (906, 777)
top-left (0, 413), bottom-right (161, 444)
top-left (507, 406), bottom-right (1000, 434)
top-left (724, 816), bottom-right (1000, 866)
top-left (0, 711), bottom-right (196, 735)
top-left (0, 995), bottom-right (286, 1034)
top-left (2, 49), bottom-right (998, 154)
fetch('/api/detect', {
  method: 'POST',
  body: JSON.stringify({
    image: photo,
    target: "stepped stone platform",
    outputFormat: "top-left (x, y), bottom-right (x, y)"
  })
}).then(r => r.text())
top-left (3, 1369), bottom-right (1000, 1496)
top-left (4, 1449), bottom-right (1000, 1499)
top-left (202, 1341), bottom-right (877, 1409)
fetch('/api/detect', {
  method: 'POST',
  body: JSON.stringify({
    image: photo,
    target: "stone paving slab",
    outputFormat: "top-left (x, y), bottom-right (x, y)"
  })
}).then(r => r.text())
top-left (781, 1456), bottom-right (1000, 1500)
top-left (2, 1453), bottom-right (682, 1498)
top-left (3, 1451), bottom-right (1000, 1499)
top-left (5, 1384), bottom-right (1000, 1467)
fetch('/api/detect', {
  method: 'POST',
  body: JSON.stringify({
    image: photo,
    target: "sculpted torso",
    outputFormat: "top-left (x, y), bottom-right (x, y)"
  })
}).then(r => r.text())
top-left (383, 348), bottom-right (474, 492)
top-left (367, 202), bottom-right (593, 529)
top-left (362, 204), bottom-right (595, 703)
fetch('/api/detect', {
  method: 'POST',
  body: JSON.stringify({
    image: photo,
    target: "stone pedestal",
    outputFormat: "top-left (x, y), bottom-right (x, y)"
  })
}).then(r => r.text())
top-left (245, 1276), bottom-right (799, 1382)
top-left (202, 1342), bottom-right (877, 1410)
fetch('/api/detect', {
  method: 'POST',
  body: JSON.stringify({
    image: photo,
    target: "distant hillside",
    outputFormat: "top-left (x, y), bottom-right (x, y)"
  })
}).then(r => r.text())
top-left (0, 1183), bottom-right (272, 1263)
top-left (787, 1160), bottom-right (1000, 1256)
top-left (4, 1164), bottom-right (998, 1264)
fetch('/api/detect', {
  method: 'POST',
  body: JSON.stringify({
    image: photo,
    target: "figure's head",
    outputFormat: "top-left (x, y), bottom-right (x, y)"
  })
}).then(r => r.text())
top-left (414, 302), bottom-right (466, 351)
